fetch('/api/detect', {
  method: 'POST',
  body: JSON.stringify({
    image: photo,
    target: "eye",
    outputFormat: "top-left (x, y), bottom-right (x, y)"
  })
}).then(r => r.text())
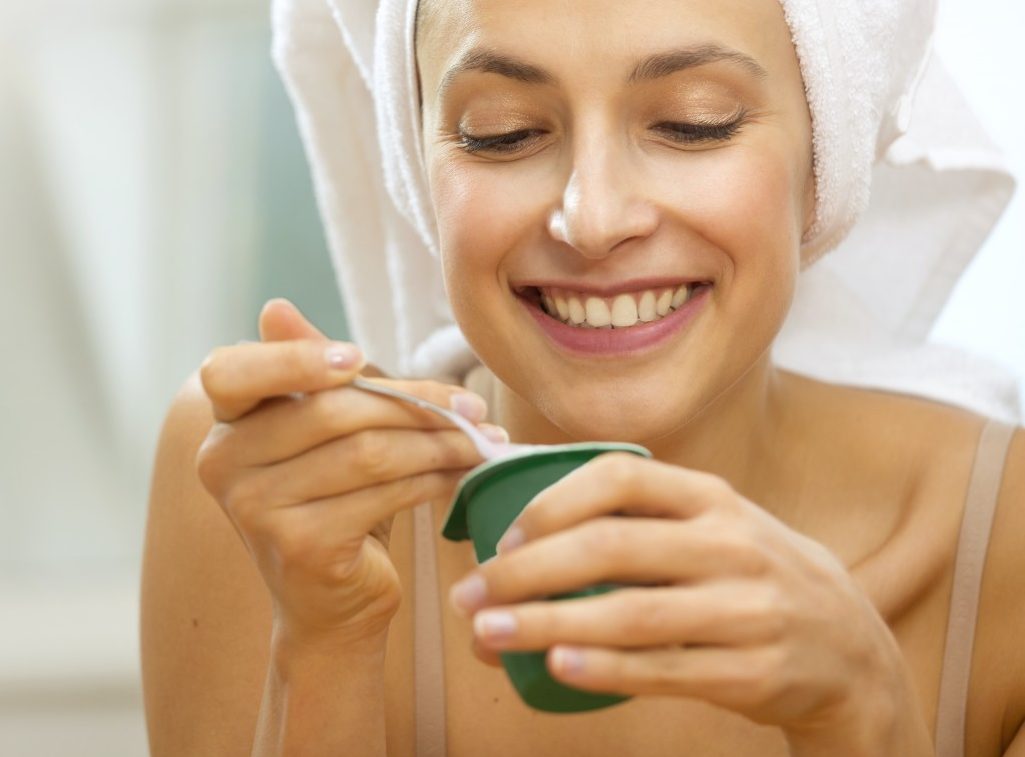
top-left (457, 129), bottom-right (545, 155)
top-left (652, 113), bottom-right (746, 144)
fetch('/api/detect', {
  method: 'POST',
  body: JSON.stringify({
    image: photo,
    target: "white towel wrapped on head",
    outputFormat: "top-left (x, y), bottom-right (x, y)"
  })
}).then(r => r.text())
top-left (271, 0), bottom-right (1019, 422)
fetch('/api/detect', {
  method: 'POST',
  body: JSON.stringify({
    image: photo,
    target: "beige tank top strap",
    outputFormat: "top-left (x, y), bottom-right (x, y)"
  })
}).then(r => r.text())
top-left (934, 418), bottom-right (1017, 756)
top-left (413, 363), bottom-right (495, 757)
top-left (413, 501), bottom-right (447, 756)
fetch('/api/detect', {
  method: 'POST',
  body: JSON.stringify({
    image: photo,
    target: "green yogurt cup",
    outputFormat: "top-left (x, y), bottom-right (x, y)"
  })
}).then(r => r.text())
top-left (441, 441), bottom-right (652, 713)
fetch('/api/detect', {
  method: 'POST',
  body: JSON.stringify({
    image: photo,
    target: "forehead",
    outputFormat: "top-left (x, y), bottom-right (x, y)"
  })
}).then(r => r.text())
top-left (417, 0), bottom-right (796, 88)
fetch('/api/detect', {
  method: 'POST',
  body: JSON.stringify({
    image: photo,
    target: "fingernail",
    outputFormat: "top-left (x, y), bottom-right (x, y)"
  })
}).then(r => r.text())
top-left (552, 646), bottom-right (584, 675)
top-left (496, 525), bottom-right (524, 555)
top-left (450, 393), bottom-right (487, 422)
top-left (449, 574), bottom-right (487, 615)
top-left (479, 424), bottom-right (509, 444)
top-left (325, 343), bottom-right (362, 370)
top-left (474, 610), bottom-right (517, 641)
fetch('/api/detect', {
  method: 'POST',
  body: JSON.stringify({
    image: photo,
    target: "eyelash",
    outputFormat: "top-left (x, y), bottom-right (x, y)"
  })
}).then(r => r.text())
top-left (457, 113), bottom-right (747, 155)
top-left (457, 129), bottom-right (543, 154)
top-left (652, 116), bottom-right (745, 143)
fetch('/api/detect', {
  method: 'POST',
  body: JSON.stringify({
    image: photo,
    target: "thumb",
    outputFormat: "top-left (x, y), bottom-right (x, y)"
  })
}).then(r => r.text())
top-left (258, 298), bottom-right (329, 343)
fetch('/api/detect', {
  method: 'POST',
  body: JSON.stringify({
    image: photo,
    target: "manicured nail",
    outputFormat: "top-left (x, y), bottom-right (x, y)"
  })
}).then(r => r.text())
top-left (325, 343), bottom-right (362, 369)
top-left (474, 610), bottom-right (518, 641)
top-left (450, 393), bottom-right (487, 422)
top-left (479, 424), bottom-right (510, 444)
top-left (449, 574), bottom-right (487, 615)
top-left (496, 525), bottom-right (525, 555)
top-left (552, 646), bottom-right (584, 675)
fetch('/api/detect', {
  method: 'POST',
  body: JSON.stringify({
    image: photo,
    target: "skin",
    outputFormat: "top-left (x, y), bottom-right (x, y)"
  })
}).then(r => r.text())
top-left (139, 0), bottom-right (1025, 755)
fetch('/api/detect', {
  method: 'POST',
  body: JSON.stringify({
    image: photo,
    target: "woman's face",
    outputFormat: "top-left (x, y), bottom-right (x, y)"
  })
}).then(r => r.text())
top-left (417, 0), bottom-right (815, 443)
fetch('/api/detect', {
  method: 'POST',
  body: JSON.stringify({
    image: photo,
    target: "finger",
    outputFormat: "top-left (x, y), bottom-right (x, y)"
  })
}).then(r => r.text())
top-left (258, 298), bottom-right (329, 343)
top-left (221, 379), bottom-right (490, 466)
top-left (470, 634), bottom-right (504, 667)
top-left (471, 583), bottom-right (780, 652)
top-left (234, 468), bottom-right (467, 544)
top-left (454, 518), bottom-right (767, 613)
top-left (546, 644), bottom-right (775, 706)
top-left (199, 339), bottom-right (366, 422)
top-left (257, 304), bottom-right (395, 390)
top-left (246, 428), bottom-right (486, 506)
top-left (302, 467), bottom-right (469, 537)
top-left (498, 453), bottom-right (733, 553)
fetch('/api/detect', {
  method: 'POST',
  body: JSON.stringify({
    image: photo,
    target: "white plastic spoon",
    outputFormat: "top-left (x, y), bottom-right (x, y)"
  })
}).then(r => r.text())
top-left (351, 376), bottom-right (538, 461)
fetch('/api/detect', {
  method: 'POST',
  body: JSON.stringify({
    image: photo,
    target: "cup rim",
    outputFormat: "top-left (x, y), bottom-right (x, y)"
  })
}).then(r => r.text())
top-left (441, 441), bottom-right (652, 542)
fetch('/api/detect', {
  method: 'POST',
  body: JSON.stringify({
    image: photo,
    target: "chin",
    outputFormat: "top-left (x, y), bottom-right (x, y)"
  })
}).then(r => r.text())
top-left (533, 380), bottom-right (703, 445)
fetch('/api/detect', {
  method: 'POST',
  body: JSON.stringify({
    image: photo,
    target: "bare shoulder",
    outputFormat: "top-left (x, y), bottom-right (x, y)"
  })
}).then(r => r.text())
top-left (140, 371), bottom-right (272, 756)
top-left (783, 371), bottom-right (991, 503)
top-left (798, 371), bottom-right (983, 436)
top-left (800, 375), bottom-right (1025, 750)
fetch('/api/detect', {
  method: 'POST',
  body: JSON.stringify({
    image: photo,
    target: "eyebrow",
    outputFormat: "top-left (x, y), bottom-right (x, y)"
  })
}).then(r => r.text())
top-left (438, 48), bottom-right (555, 97)
top-left (629, 44), bottom-right (767, 83)
top-left (437, 43), bottom-right (767, 100)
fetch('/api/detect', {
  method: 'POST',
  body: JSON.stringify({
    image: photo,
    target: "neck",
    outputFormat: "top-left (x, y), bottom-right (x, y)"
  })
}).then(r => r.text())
top-left (493, 356), bottom-right (804, 509)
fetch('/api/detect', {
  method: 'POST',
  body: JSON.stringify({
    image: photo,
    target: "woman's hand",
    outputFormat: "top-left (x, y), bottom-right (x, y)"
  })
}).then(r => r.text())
top-left (195, 299), bottom-right (504, 649)
top-left (449, 452), bottom-right (930, 753)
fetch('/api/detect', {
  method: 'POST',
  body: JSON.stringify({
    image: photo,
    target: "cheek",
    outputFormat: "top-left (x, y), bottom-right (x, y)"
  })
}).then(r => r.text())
top-left (430, 158), bottom-right (550, 317)
top-left (651, 143), bottom-right (802, 314)
top-left (431, 160), bottom-right (547, 264)
top-left (655, 145), bottom-right (802, 262)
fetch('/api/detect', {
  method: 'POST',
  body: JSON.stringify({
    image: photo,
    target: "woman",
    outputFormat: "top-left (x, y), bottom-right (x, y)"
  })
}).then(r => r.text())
top-left (141, 0), bottom-right (1024, 754)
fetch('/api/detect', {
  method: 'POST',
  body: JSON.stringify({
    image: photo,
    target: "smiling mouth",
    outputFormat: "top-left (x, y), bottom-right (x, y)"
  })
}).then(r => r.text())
top-left (516, 282), bottom-right (713, 329)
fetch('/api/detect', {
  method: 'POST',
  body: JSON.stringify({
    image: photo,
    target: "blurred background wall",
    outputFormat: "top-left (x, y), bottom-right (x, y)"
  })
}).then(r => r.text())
top-left (0, 0), bottom-right (346, 753)
top-left (0, 0), bottom-right (1021, 754)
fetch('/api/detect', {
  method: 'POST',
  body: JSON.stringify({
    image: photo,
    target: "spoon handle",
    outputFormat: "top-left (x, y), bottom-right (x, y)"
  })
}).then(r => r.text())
top-left (350, 376), bottom-right (501, 459)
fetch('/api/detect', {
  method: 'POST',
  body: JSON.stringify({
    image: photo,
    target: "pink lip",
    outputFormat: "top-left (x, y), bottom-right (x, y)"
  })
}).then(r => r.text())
top-left (517, 285), bottom-right (711, 358)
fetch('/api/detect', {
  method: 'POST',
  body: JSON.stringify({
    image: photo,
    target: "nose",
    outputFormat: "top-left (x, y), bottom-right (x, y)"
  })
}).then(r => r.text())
top-left (547, 130), bottom-right (659, 259)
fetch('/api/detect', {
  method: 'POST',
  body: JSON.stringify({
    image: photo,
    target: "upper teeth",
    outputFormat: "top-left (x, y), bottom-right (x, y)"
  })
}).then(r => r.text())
top-left (538, 284), bottom-right (699, 329)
